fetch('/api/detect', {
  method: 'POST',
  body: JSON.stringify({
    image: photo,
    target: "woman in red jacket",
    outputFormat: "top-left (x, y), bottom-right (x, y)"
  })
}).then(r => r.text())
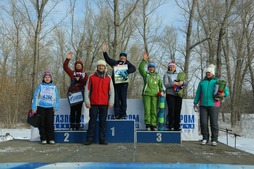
top-left (63, 52), bottom-right (88, 131)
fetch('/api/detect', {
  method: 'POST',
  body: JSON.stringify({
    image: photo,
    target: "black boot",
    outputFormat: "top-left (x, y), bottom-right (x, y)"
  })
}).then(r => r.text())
top-left (76, 123), bottom-right (80, 131)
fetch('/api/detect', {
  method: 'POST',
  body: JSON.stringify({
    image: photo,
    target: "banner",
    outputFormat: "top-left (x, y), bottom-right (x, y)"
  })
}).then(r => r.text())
top-left (31, 99), bottom-right (199, 141)
top-left (179, 99), bottom-right (199, 141)
top-left (113, 65), bottom-right (129, 84)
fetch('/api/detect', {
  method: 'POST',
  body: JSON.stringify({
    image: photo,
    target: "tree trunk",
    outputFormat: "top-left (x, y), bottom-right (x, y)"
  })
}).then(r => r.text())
top-left (184, 0), bottom-right (197, 98)
top-left (31, 0), bottom-right (48, 98)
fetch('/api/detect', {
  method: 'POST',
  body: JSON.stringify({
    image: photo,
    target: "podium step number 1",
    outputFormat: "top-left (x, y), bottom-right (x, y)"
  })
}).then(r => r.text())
top-left (54, 120), bottom-right (181, 144)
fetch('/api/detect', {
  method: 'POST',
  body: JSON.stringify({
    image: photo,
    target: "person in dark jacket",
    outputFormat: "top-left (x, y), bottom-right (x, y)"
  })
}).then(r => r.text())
top-left (84, 60), bottom-right (114, 145)
top-left (102, 43), bottom-right (136, 119)
top-left (31, 71), bottom-right (60, 144)
top-left (63, 52), bottom-right (88, 130)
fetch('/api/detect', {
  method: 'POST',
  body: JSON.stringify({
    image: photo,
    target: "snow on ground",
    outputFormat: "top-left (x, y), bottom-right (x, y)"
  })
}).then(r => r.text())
top-left (0, 128), bottom-right (30, 142)
top-left (0, 114), bottom-right (254, 155)
top-left (218, 113), bottom-right (254, 155)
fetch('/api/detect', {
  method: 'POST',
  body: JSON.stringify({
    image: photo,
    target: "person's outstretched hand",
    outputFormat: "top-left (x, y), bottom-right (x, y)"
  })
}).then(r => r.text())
top-left (143, 52), bottom-right (149, 61)
top-left (67, 52), bottom-right (73, 59)
top-left (102, 43), bottom-right (107, 52)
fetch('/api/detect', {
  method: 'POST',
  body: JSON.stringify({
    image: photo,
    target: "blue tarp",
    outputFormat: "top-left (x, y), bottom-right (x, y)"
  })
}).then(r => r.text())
top-left (1, 162), bottom-right (254, 169)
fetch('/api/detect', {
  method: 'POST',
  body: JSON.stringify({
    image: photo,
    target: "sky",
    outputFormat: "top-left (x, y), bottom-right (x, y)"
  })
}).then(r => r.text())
top-left (157, 0), bottom-right (183, 27)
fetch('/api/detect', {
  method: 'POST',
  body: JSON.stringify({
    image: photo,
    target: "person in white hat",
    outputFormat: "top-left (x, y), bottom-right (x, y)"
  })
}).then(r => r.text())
top-left (194, 64), bottom-right (229, 146)
top-left (84, 60), bottom-right (114, 145)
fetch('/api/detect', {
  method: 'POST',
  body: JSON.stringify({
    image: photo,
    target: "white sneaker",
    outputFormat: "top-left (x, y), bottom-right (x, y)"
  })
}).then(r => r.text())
top-left (49, 140), bottom-right (55, 144)
top-left (201, 140), bottom-right (207, 145)
top-left (146, 127), bottom-right (151, 131)
top-left (211, 141), bottom-right (217, 146)
top-left (41, 140), bottom-right (47, 144)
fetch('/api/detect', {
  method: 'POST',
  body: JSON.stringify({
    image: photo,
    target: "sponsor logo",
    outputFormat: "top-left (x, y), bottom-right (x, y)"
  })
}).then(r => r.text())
top-left (180, 114), bottom-right (195, 129)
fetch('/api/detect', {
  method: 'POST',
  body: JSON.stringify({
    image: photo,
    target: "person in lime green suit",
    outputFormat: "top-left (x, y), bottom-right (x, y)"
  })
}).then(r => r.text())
top-left (139, 52), bottom-right (164, 131)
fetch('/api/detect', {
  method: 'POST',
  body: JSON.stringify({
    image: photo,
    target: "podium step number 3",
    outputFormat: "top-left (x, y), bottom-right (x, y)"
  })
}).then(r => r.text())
top-left (136, 131), bottom-right (181, 143)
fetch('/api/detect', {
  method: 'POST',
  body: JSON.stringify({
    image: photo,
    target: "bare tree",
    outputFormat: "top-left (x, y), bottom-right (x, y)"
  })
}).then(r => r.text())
top-left (30, 0), bottom-right (49, 95)
top-left (215, 0), bottom-right (236, 76)
top-left (229, 0), bottom-right (253, 126)
top-left (112, 0), bottom-right (139, 59)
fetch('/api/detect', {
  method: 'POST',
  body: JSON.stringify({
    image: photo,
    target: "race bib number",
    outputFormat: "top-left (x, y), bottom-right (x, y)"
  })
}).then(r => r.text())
top-left (40, 86), bottom-right (55, 103)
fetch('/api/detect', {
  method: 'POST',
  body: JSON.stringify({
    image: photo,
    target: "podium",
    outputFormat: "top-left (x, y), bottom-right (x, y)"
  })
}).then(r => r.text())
top-left (54, 120), bottom-right (181, 144)
top-left (136, 131), bottom-right (181, 143)
top-left (54, 120), bottom-right (135, 143)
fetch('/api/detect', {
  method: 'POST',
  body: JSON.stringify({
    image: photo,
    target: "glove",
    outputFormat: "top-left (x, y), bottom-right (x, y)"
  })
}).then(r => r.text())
top-left (157, 92), bottom-right (164, 97)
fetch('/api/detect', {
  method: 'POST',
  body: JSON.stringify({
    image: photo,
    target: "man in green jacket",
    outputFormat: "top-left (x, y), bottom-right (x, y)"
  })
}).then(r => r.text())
top-left (139, 52), bottom-right (164, 131)
top-left (194, 64), bottom-right (229, 146)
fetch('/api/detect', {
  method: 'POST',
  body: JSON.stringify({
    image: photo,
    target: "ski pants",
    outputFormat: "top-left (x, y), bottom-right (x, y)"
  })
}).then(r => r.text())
top-left (114, 83), bottom-right (128, 118)
top-left (200, 106), bottom-right (219, 142)
top-left (70, 103), bottom-right (83, 129)
top-left (87, 105), bottom-right (108, 142)
top-left (142, 95), bottom-right (158, 127)
top-left (37, 106), bottom-right (54, 141)
top-left (166, 94), bottom-right (182, 130)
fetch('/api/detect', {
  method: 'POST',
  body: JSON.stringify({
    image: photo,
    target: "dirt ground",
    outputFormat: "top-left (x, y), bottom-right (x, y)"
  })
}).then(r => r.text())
top-left (0, 140), bottom-right (254, 165)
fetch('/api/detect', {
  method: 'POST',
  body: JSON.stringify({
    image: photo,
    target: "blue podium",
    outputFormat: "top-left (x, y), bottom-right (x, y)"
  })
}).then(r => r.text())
top-left (136, 131), bottom-right (181, 143)
top-left (54, 120), bottom-right (135, 143)
top-left (54, 120), bottom-right (181, 144)
top-left (54, 130), bottom-right (87, 143)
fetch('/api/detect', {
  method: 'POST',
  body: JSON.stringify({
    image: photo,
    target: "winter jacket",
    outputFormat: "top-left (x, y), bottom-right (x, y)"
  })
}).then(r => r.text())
top-left (63, 58), bottom-right (88, 92)
top-left (103, 52), bottom-right (136, 84)
top-left (163, 70), bottom-right (188, 98)
top-left (68, 78), bottom-right (85, 94)
top-left (85, 71), bottom-right (114, 106)
top-left (32, 82), bottom-right (60, 111)
top-left (194, 77), bottom-right (229, 106)
top-left (139, 60), bottom-right (163, 96)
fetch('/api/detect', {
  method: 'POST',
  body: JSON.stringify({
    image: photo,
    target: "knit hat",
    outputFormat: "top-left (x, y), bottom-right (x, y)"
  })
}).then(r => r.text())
top-left (43, 71), bottom-right (52, 78)
top-left (206, 64), bottom-right (216, 75)
top-left (148, 62), bottom-right (156, 69)
top-left (168, 61), bottom-right (176, 67)
top-left (75, 60), bottom-right (83, 71)
top-left (96, 60), bottom-right (107, 71)
top-left (119, 52), bottom-right (127, 57)
top-left (97, 60), bottom-right (106, 66)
